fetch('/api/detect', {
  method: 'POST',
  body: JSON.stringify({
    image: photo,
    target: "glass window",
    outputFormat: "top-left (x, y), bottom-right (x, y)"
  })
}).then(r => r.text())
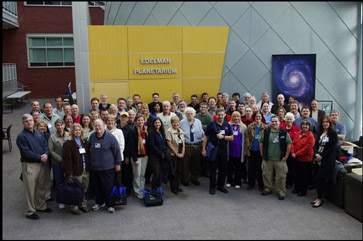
top-left (47, 38), bottom-right (62, 46)
top-left (27, 35), bottom-right (74, 67)
top-left (63, 38), bottom-right (73, 46)
top-left (29, 38), bottom-right (45, 47)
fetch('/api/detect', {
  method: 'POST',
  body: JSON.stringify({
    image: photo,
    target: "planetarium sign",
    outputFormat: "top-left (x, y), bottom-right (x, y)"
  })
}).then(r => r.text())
top-left (134, 58), bottom-right (177, 75)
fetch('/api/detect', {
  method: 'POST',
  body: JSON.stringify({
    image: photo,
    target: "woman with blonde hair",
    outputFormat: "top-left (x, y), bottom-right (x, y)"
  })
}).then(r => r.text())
top-left (62, 123), bottom-right (90, 215)
top-left (140, 103), bottom-right (154, 127)
top-left (226, 111), bottom-right (247, 189)
top-left (130, 114), bottom-right (149, 199)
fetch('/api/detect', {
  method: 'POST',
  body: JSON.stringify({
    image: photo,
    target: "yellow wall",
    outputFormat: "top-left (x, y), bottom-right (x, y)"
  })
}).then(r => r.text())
top-left (88, 26), bottom-right (229, 104)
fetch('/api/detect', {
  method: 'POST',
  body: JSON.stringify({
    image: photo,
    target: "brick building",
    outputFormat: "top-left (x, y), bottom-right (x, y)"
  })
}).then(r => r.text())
top-left (2, 1), bottom-right (104, 99)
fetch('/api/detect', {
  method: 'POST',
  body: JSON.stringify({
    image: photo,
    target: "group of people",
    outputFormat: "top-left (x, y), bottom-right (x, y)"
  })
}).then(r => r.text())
top-left (16, 91), bottom-right (347, 220)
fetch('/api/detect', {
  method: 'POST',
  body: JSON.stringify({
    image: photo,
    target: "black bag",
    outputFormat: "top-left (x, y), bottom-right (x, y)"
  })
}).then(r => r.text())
top-left (142, 187), bottom-right (163, 207)
top-left (109, 186), bottom-right (127, 206)
top-left (206, 141), bottom-right (218, 162)
top-left (56, 177), bottom-right (86, 206)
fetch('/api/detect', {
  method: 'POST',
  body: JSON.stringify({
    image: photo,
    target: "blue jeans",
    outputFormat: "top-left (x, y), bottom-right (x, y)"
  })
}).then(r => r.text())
top-left (52, 163), bottom-right (64, 186)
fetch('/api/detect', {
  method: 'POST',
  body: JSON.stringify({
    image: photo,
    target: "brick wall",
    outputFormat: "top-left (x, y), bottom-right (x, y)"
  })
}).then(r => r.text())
top-left (2, 2), bottom-right (104, 99)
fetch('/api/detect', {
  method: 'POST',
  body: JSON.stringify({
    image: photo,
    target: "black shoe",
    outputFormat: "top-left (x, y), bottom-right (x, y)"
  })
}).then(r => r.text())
top-left (37, 208), bottom-right (53, 213)
top-left (191, 180), bottom-right (200, 186)
top-left (209, 188), bottom-right (215, 195)
top-left (181, 182), bottom-right (189, 187)
top-left (177, 188), bottom-right (183, 193)
top-left (308, 185), bottom-right (315, 190)
top-left (292, 189), bottom-right (298, 194)
top-left (171, 190), bottom-right (178, 195)
top-left (217, 187), bottom-right (228, 193)
top-left (46, 197), bottom-right (55, 202)
top-left (278, 194), bottom-right (285, 200)
top-left (26, 213), bottom-right (39, 220)
top-left (247, 186), bottom-right (254, 190)
top-left (261, 190), bottom-right (272, 196)
top-left (310, 199), bottom-right (318, 205)
top-left (297, 192), bottom-right (306, 196)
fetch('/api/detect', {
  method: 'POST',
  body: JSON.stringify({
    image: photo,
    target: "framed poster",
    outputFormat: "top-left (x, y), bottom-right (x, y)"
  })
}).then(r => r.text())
top-left (272, 54), bottom-right (316, 108)
top-left (317, 100), bottom-right (333, 115)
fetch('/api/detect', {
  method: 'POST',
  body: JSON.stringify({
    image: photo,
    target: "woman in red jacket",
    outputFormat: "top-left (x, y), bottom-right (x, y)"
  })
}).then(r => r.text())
top-left (291, 119), bottom-right (315, 196)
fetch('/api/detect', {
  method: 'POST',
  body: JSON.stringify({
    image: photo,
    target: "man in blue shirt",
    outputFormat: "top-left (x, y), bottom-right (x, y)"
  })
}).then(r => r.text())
top-left (16, 114), bottom-right (52, 220)
top-left (294, 106), bottom-right (319, 136)
top-left (179, 107), bottom-right (204, 187)
top-left (202, 109), bottom-right (234, 195)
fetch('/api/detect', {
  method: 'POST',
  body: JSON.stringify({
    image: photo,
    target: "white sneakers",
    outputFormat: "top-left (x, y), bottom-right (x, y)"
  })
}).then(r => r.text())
top-left (92, 203), bottom-right (105, 211)
top-left (235, 185), bottom-right (241, 189)
top-left (59, 204), bottom-right (65, 210)
top-left (107, 207), bottom-right (115, 213)
top-left (226, 183), bottom-right (231, 188)
top-left (91, 203), bottom-right (114, 213)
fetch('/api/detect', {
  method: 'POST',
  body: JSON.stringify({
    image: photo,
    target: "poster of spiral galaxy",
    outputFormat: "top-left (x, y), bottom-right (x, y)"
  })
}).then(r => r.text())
top-left (272, 54), bottom-right (316, 108)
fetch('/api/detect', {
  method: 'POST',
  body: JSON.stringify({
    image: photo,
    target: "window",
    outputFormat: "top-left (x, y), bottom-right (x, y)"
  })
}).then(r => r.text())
top-left (27, 35), bottom-right (74, 67)
top-left (25, 1), bottom-right (71, 6)
top-left (25, 1), bottom-right (104, 7)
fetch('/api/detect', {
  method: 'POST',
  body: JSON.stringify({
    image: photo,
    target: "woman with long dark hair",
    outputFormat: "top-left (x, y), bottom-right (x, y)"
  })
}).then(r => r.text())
top-left (147, 117), bottom-right (167, 191)
top-left (311, 116), bottom-right (338, 208)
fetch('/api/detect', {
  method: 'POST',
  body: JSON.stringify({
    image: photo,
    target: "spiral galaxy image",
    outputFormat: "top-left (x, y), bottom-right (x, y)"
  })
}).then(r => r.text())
top-left (272, 54), bottom-right (316, 107)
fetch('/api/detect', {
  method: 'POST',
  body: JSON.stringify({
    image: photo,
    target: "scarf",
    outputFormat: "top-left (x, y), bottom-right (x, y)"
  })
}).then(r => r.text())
top-left (137, 125), bottom-right (147, 155)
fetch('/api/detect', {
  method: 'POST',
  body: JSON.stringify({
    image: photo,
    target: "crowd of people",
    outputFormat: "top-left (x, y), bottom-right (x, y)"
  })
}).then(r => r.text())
top-left (16, 91), bottom-right (347, 220)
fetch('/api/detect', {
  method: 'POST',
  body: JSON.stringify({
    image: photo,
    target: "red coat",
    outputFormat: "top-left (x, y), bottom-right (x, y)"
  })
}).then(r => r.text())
top-left (291, 131), bottom-right (315, 162)
top-left (280, 122), bottom-right (300, 141)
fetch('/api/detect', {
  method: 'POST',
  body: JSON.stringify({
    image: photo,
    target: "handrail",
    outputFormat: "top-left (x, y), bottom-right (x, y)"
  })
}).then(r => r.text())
top-left (2, 64), bottom-right (17, 83)
top-left (2, 2), bottom-right (18, 17)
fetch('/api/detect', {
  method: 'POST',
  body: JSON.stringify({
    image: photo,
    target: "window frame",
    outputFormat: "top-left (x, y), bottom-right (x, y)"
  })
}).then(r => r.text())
top-left (24, 1), bottom-right (105, 7)
top-left (26, 34), bottom-right (75, 68)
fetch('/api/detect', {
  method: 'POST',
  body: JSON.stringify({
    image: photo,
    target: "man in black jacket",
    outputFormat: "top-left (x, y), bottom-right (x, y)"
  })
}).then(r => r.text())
top-left (117, 112), bottom-right (134, 196)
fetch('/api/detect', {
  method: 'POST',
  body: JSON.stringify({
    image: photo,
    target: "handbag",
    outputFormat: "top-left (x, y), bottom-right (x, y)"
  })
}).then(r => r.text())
top-left (109, 186), bottom-right (127, 206)
top-left (206, 121), bottom-right (220, 162)
top-left (56, 177), bottom-right (86, 206)
top-left (142, 187), bottom-right (163, 207)
top-left (206, 141), bottom-right (218, 162)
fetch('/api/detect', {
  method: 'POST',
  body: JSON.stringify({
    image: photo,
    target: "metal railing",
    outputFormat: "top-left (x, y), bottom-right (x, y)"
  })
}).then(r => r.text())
top-left (2, 2), bottom-right (17, 17)
top-left (2, 64), bottom-right (17, 83)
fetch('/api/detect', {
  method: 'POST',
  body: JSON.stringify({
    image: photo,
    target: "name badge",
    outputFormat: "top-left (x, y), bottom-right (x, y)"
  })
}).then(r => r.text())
top-left (323, 137), bottom-right (329, 142)
top-left (233, 131), bottom-right (238, 136)
top-left (95, 143), bottom-right (101, 149)
top-left (219, 130), bottom-right (225, 135)
top-left (273, 137), bottom-right (279, 143)
top-left (48, 123), bottom-right (52, 129)
top-left (79, 148), bottom-right (86, 154)
top-left (255, 134), bottom-right (260, 140)
top-left (163, 121), bottom-right (167, 125)
top-left (142, 139), bottom-right (146, 144)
